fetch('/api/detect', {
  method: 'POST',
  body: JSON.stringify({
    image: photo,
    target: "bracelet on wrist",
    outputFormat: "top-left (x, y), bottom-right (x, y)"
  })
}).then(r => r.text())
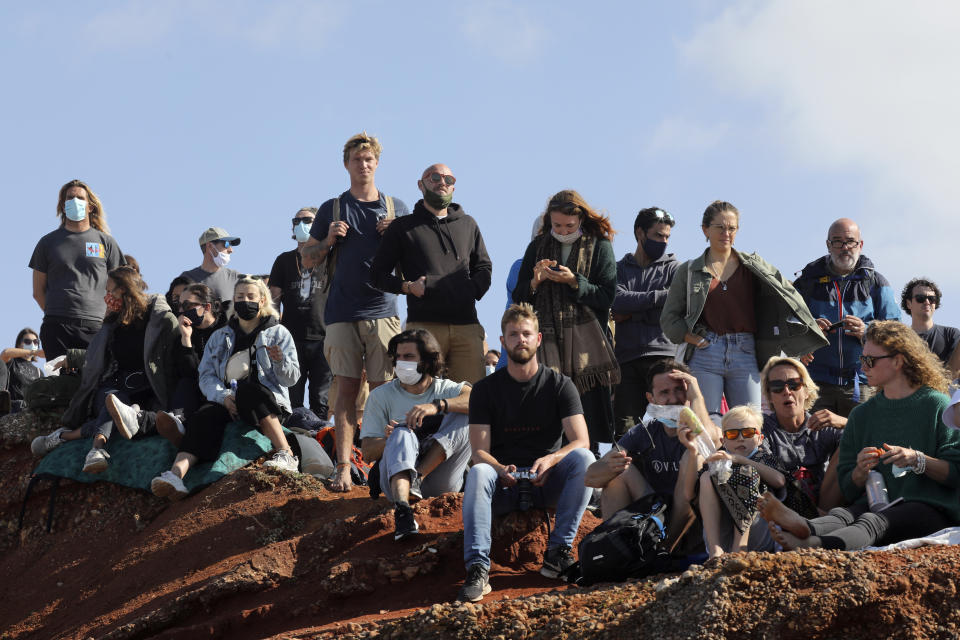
top-left (913, 450), bottom-right (927, 475)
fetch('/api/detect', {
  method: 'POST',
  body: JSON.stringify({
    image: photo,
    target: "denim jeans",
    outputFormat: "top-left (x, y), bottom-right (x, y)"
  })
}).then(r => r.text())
top-left (688, 331), bottom-right (761, 417)
top-left (289, 338), bottom-right (332, 420)
top-left (380, 413), bottom-right (471, 502)
top-left (462, 447), bottom-right (595, 569)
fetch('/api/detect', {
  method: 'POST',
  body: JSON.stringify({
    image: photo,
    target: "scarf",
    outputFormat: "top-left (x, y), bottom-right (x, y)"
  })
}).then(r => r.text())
top-left (532, 232), bottom-right (620, 394)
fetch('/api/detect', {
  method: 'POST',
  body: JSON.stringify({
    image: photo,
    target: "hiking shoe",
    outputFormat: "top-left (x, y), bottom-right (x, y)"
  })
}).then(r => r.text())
top-left (156, 411), bottom-right (185, 446)
top-left (151, 470), bottom-right (189, 500)
top-left (263, 449), bottom-right (299, 472)
top-left (106, 394), bottom-right (141, 439)
top-left (31, 427), bottom-right (67, 457)
top-left (409, 475), bottom-right (423, 503)
top-left (586, 487), bottom-right (602, 514)
top-left (540, 545), bottom-right (575, 580)
top-left (82, 448), bottom-right (111, 474)
top-left (393, 502), bottom-right (419, 541)
top-left (457, 563), bottom-right (491, 602)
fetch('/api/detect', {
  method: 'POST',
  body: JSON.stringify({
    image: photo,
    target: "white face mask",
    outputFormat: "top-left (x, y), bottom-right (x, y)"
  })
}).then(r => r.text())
top-left (551, 228), bottom-right (582, 244)
top-left (213, 249), bottom-right (231, 267)
top-left (293, 221), bottom-right (312, 243)
top-left (485, 364), bottom-right (496, 376)
top-left (64, 198), bottom-right (87, 221)
top-left (395, 360), bottom-right (422, 385)
top-left (643, 403), bottom-right (684, 429)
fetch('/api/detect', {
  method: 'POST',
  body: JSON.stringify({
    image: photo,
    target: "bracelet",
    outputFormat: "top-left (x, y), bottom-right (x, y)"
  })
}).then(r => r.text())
top-left (913, 450), bottom-right (927, 475)
top-left (696, 338), bottom-right (707, 347)
top-left (442, 398), bottom-right (449, 413)
top-left (336, 461), bottom-right (352, 469)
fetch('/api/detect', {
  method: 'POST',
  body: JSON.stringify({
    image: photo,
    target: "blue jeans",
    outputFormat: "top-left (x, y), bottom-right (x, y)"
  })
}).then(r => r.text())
top-left (462, 447), bottom-right (595, 569)
top-left (688, 331), bottom-right (761, 417)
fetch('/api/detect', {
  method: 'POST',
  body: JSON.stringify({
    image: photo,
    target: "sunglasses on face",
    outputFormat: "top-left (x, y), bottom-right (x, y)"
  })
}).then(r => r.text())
top-left (914, 294), bottom-right (937, 304)
top-left (424, 172), bottom-right (456, 186)
top-left (860, 353), bottom-right (896, 368)
top-left (723, 427), bottom-right (759, 440)
top-left (180, 301), bottom-right (203, 311)
top-left (21, 338), bottom-right (40, 346)
top-left (292, 217), bottom-right (314, 225)
top-left (768, 379), bottom-right (803, 394)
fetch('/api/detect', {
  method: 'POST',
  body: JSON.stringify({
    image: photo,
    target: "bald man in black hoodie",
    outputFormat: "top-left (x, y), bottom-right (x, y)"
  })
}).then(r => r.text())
top-left (371, 164), bottom-right (492, 384)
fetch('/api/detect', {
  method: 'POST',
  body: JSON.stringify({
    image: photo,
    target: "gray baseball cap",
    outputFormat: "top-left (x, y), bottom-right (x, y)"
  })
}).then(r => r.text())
top-left (198, 227), bottom-right (241, 246)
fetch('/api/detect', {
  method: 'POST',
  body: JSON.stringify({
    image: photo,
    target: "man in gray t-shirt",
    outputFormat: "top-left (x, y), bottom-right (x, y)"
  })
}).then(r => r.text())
top-left (179, 226), bottom-right (241, 303)
top-left (30, 180), bottom-right (125, 360)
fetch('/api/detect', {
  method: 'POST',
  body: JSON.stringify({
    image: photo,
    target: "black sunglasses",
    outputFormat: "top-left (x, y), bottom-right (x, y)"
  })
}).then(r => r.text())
top-left (913, 294), bottom-right (937, 304)
top-left (424, 172), bottom-right (456, 186)
top-left (860, 353), bottom-right (896, 368)
top-left (21, 338), bottom-right (40, 346)
top-left (768, 379), bottom-right (803, 394)
top-left (292, 216), bottom-right (314, 226)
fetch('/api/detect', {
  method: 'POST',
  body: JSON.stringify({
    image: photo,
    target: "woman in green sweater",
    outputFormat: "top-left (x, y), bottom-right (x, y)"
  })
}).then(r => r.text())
top-left (513, 190), bottom-right (619, 451)
top-left (759, 320), bottom-right (960, 550)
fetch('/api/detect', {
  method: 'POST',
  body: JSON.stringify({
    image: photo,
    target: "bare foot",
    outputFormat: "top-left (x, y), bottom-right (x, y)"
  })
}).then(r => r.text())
top-left (758, 491), bottom-right (811, 539)
top-left (330, 465), bottom-right (353, 493)
top-left (769, 522), bottom-right (819, 551)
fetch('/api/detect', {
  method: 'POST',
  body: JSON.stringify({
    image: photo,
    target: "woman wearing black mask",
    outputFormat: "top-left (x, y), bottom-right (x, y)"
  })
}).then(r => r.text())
top-left (150, 276), bottom-right (301, 499)
top-left (1, 328), bottom-right (44, 413)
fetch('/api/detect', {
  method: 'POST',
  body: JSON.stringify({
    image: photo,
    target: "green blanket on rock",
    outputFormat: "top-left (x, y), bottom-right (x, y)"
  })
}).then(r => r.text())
top-left (31, 423), bottom-right (277, 493)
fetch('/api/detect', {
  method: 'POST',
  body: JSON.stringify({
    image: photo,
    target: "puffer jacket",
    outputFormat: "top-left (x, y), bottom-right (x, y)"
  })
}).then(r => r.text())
top-left (661, 249), bottom-right (828, 367)
top-left (198, 315), bottom-right (300, 414)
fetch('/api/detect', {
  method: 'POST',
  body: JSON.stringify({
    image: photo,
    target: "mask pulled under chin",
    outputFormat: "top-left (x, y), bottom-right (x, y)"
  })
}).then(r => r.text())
top-left (234, 301), bottom-right (260, 320)
top-left (213, 251), bottom-right (231, 267)
top-left (551, 228), bottom-right (583, 244)
top-left (394, 360), bottom-right (423, 385)
top-left (423, 187), bottom-right (454, 211)
top-left (643, 403), bottom-right (684, 429)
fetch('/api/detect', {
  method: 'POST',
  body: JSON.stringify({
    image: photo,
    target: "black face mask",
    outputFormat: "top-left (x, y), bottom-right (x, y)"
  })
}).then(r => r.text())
top-left (234, 301), bottom-right (260, 320)
top-left (183, 307), bottom-right (204, 326)
top-left (642, 237), bottom-right (668, 261)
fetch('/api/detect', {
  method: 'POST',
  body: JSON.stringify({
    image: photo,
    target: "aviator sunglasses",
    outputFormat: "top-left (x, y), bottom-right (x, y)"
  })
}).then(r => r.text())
top-left (424, 172), bottom-right (456, 186)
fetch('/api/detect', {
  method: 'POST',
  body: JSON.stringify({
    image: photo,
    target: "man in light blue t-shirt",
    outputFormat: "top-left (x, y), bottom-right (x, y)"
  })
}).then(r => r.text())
top-left (359, 329), bottom-right (472, 541)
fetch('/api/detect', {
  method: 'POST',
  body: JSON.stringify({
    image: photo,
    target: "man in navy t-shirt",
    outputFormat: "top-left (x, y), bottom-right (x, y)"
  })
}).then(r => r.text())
top-left (300, 132), bottom-right (409, 492)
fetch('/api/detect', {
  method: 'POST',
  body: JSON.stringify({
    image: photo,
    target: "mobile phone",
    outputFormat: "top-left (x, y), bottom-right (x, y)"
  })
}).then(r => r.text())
top-left (549, 265), bottom-right (562, 271)
top-left (828, 320), bottom-right (844, 331)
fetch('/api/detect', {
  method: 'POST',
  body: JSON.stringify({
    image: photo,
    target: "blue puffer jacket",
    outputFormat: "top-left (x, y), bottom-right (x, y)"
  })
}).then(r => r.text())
top-left (793, 255), bottom-right (900, 385)
top-left (199, 315), bottom-right (300, 414)
top-left (611, 252), bottom-right (679, 363)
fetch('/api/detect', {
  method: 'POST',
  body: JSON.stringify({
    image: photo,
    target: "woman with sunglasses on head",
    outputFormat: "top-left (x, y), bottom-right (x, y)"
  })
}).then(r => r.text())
top-left (512, 190), bottom-right (620, 452)
top-left (661, 201), bottom-right (827, 419)
top-left (760, 320), bottom-right (960, 551)
top-left (30, 266), bottom-right (179, 473)
top-left (1, 328), bottom-right (44, 413)
top-left (759, 356), bottom-right (844, 518)
top-left (150, 276), bottom-right (301, 499)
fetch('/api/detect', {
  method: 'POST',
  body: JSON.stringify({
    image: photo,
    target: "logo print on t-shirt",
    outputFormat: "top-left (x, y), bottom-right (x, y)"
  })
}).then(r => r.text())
top-left (86, 242), bottom-right (105, 258)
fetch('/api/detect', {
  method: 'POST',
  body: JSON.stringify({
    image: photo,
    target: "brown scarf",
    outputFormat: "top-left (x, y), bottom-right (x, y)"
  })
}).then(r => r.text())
top-left (532, 233), bottom-right (620, 394)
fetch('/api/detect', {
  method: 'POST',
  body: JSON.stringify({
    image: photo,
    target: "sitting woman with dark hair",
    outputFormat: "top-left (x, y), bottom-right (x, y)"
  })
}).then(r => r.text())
top-left (2, 328), bottom-right (44, 413)
top-left (150, 276), bottom-right (300, 499)
top-left (30, 266), bottom-right (179, 473)
top-left (761, 320), bottom-right (960, 550)
top-left (165, 275), bottom-right (194, 315)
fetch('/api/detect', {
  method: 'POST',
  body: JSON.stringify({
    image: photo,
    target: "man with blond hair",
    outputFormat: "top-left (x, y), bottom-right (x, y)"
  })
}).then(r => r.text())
top-left (300, 132), bottom-right (409, 492)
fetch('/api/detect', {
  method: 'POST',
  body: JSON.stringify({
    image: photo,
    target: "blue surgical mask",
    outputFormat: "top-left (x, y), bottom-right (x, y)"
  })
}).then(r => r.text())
top-left (64, 198), bottom-right (86, 222)
top-left (294, 221), bottom-right (312, 243)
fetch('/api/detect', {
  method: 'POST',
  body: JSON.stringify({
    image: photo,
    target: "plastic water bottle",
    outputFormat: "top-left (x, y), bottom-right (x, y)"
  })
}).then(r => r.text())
top-left (866, 470), bottom-right (890, 512)
top-left (679, 407), bottom-right (732, 484)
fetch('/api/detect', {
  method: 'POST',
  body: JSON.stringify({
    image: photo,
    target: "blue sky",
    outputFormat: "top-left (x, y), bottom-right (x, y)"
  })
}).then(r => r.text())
top-left (5, 1), bottom-right (958, 360)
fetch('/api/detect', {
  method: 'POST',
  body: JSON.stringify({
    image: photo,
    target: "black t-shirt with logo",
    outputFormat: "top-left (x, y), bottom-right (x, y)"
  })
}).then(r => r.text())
top-left (269, 249), bottom-right (324, 341)
top-left (617, 418), bottom-right (688, 497)
top-left (468, 365), bottom-right (583, 468)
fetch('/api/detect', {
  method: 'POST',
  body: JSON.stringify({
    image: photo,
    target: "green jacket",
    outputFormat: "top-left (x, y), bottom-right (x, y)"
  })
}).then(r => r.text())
top-left (660, 249), bottom-right (827, 368)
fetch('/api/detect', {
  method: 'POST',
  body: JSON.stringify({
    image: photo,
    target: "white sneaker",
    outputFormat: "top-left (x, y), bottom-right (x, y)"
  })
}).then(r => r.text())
top-left (156, 411), bottom-right (185, 445)
top-left (263, 449), bottom-right (299, 473)
top-left (82, 448), bottom-right (110, 474)
top-left (151, 470), bottom-right (189, 500)
top-left (31, 427), bottom-right (67, 457)
top-left (106, 394), bottom-right (141, 440)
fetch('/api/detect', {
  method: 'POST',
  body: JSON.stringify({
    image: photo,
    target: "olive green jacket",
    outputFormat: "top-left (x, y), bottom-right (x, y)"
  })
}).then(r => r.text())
top-left (660, 249), bottom-right (828, 367)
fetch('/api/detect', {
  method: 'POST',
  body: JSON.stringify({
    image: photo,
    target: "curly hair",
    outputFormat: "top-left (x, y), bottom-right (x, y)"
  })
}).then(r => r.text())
top-left (900, 277), bottom-right (942, 316)
top-left (760, 356), bottom-right (819, 410)
top-left (107, 266), bottom-right (149, 326)
top-left (538, 190), bottom-right (615, 241)
top-left (57, 179), bottom-right (109, 233)
top-left (387, 329), bottom-right (446, 379)
top-left (865, 320), bottom-right (951, 394)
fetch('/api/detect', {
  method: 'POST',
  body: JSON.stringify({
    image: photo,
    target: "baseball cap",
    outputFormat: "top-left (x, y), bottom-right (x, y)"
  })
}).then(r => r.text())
top-left (943, 388), bottom-right (960, 430)
top-left (198, 227), bottom-right (241, 247)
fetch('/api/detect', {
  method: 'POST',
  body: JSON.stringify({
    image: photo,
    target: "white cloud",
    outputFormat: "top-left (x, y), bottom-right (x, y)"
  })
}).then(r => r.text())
top-left (459, 1), bottom-right (546, 65)
top-left (646, 116), bottom-right (730, 154)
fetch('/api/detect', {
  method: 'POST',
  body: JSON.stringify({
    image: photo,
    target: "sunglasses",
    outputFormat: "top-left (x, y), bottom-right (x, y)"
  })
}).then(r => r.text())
top-left (860, 353), bottom-right (896, 368)
top-left (768, 379), bottom-right (803, 394)
top-left (828, 239), bottom-right (860, 249)
top-left (424, 172), bottom-right (456, 186)
top-left (723, 427), bottom-right (759, 440)
top-left (652, 209), bottom-right (675, 225)
top-left (292, 217), bottom-right (314, 226)
top-left (21, 338), bottom-right (40, 346)
top-left (913, 294), bottom-right (937, 304)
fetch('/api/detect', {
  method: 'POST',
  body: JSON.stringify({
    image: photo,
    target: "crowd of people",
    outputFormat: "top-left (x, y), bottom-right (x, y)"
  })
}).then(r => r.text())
top-left (11, 131), bottom-right (960, 603)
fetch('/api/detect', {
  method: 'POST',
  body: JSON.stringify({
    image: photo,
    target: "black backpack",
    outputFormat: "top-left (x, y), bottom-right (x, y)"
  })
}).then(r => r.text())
top-left (572, 492), bottom-right (671, 586)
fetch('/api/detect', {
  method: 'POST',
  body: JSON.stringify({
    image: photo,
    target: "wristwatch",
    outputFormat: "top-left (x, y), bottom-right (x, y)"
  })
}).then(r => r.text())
top-left (432, 399), bottom-right (445, 414)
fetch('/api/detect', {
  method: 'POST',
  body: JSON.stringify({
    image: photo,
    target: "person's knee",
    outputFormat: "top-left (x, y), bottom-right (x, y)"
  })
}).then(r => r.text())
top-left (466, 462), bottom-right (498, 489)
top-left (337, 376), bottom-right (361, 400)
top-left (562, 447), bottom-right (595, 473)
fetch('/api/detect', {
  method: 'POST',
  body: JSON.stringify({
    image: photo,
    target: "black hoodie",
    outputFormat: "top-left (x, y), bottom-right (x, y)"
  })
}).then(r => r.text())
top-left (370, 201), bottom-right (492, 324)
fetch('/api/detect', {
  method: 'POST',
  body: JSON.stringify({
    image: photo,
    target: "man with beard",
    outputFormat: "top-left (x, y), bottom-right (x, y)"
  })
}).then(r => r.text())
top-left (794, 218), bottom-right (900, 417)
top-left (370, 163), bottom-right (492, 385)
top-left (457, 303), bottom-right (594, 602)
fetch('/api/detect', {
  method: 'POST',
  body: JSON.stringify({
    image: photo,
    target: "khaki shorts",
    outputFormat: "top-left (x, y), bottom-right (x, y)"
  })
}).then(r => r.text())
top-left (324, 317), bottom-right (401, 381)
top-left (405, 321), bottom-right (485, 385)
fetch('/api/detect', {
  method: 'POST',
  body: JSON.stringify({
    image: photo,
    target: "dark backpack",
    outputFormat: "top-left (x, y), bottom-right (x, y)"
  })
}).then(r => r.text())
top-left (572, 492), bottom-right (671, 586)
top-left (24, 373), bottom-right (81, 411)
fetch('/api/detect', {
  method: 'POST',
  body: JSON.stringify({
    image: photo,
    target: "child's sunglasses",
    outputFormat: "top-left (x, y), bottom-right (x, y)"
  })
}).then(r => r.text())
top-left (723, 427), bottom-right (759, 440)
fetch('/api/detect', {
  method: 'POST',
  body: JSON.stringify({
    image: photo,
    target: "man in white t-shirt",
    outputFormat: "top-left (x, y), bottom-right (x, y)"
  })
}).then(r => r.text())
top-left (360, 329), bottom-right (472, 541)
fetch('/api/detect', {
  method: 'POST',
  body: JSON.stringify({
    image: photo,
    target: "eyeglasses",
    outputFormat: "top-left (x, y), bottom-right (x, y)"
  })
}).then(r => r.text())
top-left (828, 239), bottom-right (860, 249)
top-left (424, 172), bottom-right (456, 186)
top-left (860, 353), bottom-right (896, 368)
top-left (215, 240), bottom-right (233, 249)
top-left (723, 427), bottom-right (759, 440)
top-left (709, 224), bottom-right (738, 234)
top-left (913, 294), bottom-right (937, 304)
top-left (292, 217), bottom-right (314, 226)
top-left (21, 338), bottom-right (40, 346)
top-left (768, 379), bottom-right (803, 394)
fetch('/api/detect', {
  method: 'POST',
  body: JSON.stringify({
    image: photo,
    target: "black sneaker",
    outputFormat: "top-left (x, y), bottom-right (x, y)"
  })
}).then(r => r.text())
top-left (540, 545), bottom-right (575, 580)
top-left (393, 502), bottom-right (419, 541)
top-left (409, 475), bottom-right (423, 503)
top-left (457, 563), bottom-right (491, 602)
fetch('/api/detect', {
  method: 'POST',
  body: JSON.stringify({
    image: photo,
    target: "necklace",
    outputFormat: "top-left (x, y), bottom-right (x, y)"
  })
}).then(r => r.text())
top-left (707, 262), bottom-right (729, 291)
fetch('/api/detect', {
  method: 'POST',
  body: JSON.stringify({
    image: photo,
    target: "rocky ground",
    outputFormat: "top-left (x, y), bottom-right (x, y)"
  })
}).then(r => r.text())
top-left (2, 410), bottom-right (960, 640)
